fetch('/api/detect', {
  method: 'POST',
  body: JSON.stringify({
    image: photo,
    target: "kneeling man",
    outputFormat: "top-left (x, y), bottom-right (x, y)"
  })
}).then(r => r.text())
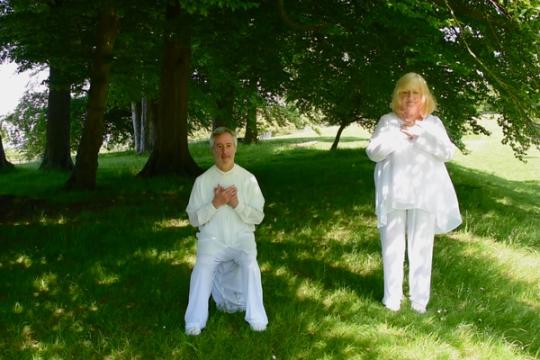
top-left (184, 127), bottom-right (268, 336)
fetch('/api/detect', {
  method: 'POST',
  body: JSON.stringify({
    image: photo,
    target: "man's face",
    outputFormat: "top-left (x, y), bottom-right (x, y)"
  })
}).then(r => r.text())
top-left (212, 133), bottom-right (236, 171)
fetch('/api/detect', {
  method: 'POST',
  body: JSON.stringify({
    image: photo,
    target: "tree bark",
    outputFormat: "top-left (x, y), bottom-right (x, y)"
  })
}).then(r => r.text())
top-left (41, 65), bottom-right (73, 170)
top-left (0, 132), bottom-right (14, 171)
top-left (139, 1), bottom-right (201, 177)
top-left (330, 121), bottom-right (350, 151)
top-left (243, 99), bottom-right (258, 144)
top-left (140, 97), bottom-right (148, 152)
top-left (131, 98), bottom-right (151, 153)
top-left (213, 88), bottom-right (235, 130)
top-left (65, 6), bottom-right (119, 189)
top-left (144, 99), bottom-right (158, 153)
top-left (131, 100), bottom-right (142, 153)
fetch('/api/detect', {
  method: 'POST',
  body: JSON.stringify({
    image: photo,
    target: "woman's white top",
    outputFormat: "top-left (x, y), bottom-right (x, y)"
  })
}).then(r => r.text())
top-left (186, 164), bottom-right (265, 254)
top-left (366, 112), bottom-right (461, 234)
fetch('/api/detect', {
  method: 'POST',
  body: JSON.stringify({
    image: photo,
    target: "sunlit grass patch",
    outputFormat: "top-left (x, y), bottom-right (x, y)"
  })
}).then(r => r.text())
top-left (90, 263), bottom-right (120, 286)
top-left (33, 272), bottom-right (58, 293)
top-left (0, 128), bottom-right (539, 359)
top-left (155, 217), bottom-right (190, 229)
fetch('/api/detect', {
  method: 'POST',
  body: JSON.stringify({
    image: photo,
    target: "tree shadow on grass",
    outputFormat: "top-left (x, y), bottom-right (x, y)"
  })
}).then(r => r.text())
top-left (0, 173), bottom-right (199, 358)
top-left (448, 164), bottom-right (540, 250)
top-left (241, 147), bottom-right (539, 358)
top-left (425, 234), bottom-right (540, 357)
top-left (1, 142), bottom-right (538, 358)
top-left (0, 220), bottom-right (199, 359)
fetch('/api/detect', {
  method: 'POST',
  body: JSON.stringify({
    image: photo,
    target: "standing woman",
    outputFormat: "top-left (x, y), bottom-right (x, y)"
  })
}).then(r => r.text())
top-left (366, 72), bottom-right (462, 313)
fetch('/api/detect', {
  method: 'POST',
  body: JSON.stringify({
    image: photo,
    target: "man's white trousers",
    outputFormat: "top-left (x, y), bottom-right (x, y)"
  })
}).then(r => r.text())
top-left (380, 209), bottom-right (435, 310)
top-left (184, 245), bottom-right (268, 330)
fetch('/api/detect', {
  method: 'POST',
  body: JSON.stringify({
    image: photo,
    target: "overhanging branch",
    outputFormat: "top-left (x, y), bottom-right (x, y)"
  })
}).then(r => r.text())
top-left (277, 0), bottom-right (326, 32)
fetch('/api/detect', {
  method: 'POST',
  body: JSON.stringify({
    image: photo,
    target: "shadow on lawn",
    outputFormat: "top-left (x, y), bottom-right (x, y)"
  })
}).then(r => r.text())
top-left (428, 235), bottom-right (540, 357)
top-left (0, 144), bottom-right (538, 358)
top-left (0, 174), bottom-right (198, 358)
top-left (244, 148), bottom-right (539, 358)
top-left (449, 165), bottom-right (540, 250)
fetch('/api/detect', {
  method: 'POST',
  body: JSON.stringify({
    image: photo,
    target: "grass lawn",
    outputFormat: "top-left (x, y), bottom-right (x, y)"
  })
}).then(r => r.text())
top-left (0, 122), bottom-right (539, 359)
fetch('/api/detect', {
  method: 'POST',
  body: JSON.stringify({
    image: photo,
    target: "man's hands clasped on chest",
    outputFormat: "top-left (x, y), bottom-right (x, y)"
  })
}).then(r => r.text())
top-left (212, 185), bottom-right (239, 209)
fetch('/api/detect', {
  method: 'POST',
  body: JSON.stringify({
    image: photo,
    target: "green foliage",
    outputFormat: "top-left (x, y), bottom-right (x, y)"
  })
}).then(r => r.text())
top-left (182, 0), bottom-right (259, 15)
top-left (0, 0), bottom-right (102, 83)
top-left (1, 0), bottom-right (538, 161)
top-left (1, 90), bottom-right (135, 160)
top-left (259, 101), bottom-right (309, 135)
top-left (188, 1), bottom-right (291, 132)
top-left (2, 91), bottom-right (48, 160)
top-left (283, 0), bottom-right (539, 156)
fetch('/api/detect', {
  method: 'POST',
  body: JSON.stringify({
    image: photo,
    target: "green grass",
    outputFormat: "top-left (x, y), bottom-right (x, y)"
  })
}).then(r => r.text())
top-left (1, 126), bottom-right (539, 359)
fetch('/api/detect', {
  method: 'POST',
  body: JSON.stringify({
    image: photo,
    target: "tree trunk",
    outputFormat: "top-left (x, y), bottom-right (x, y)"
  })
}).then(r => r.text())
top-left (139, 2), bottom-right (201, 177)
top-left (0, 132), bottom-right (14, 171)
top-left (140, 97), bottom-right (148, 152)
top-left (131, 100), bottom-right (142, 153)
top-left (244, 100), bottom-right (258, 144)
top-left (213, 88), bottom-right (235, 130)
top-left (65, 7), bottom-right (119, 189)
top-left (144, 99), bottom-right (158, 153)
top-left (41, 66), bottom-right (73, 170)
top-left (330, 121), bottom-right (350, 151)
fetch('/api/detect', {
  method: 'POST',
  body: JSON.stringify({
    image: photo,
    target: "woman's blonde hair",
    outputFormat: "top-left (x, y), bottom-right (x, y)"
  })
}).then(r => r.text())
top-left (390, 72), bottom-right (437, 117)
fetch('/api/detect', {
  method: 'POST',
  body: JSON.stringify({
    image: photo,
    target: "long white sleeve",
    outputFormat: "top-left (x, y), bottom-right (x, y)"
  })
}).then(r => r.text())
top-left (234, 176), bottom-right (265, 225)
top-left (368, 113), bottom-right (461, 234)
top-left (366, 115), bottom-right (406, 162)
top-left (186, 177), bottom-right (218, 227)
top-left (413, 117), bottom-right (456, 162)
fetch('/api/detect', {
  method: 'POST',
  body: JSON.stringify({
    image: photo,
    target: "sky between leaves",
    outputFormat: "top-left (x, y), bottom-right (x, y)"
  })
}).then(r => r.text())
top-left (0, 62), bottom-right (47, 117)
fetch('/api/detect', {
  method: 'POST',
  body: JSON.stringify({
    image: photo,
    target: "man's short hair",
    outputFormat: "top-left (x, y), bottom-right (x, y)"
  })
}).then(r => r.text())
top-left (210, 127), bottom-right (237, 147)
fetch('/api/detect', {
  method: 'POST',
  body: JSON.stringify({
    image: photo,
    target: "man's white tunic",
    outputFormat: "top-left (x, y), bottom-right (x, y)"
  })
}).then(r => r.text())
top-left (185, 164), bottom-right (267, 329)
top-left (366, 112), bottom-right (461, 234)
top-left (186, 164), bottom-right (265, 251)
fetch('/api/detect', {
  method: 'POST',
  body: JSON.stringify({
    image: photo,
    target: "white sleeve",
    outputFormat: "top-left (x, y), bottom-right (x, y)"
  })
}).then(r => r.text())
top-left (186, 177), bottom-right (217, 227)
top-left (234, 176), bottom-right (265, 225)
top-left (366, 116), bottom-right (405, 162)
top-left (413, 116), bottom-right (456, 162)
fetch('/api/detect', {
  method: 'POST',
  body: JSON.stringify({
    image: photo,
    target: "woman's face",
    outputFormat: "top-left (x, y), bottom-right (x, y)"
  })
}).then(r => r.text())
top-left (398, 87), bottom-right (424, 119)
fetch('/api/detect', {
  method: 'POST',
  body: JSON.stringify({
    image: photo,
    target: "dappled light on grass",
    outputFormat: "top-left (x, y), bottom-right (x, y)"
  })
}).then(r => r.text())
top-left (451, 232), bottom-right (540, 301)
top-left (19, 325), bottom-right (43, 352)
top-left (156, 218), bottom-right (190, 229)
top-left (0, 136), bottom-right (538, 359)
top-left (37, 214), bottom-right (67, 225)
top-left (431, 232), bottom-right (540, 357)
top-left (91, 263), bottom-right (120, 286)
top-left (12, 301), bottom-right (24, 314)
top-left (33, 272), bottom-right (58, 294)
top-left (133, 246), bottom-right (196, 268)
top-left (12, 253), bottom-right (33, 268)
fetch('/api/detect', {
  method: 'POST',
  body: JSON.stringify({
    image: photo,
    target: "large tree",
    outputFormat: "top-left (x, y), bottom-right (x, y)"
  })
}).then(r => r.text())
top-left (284, 0), bottom-right (539, 155)
top-left (65, 5), bottom-right (119, 189)
top-left (0, 0), bottom-right (95, 170)
top-left (139, 1), bottom-right (200, 176)
top-left (2, 0), bottom-right (538, 174)
top-left (41, 66), bottom-right (73, 169)
top-left (139, 0), bottom-right (262, 176)
top-left (188, 1), bottom-right (291, 137)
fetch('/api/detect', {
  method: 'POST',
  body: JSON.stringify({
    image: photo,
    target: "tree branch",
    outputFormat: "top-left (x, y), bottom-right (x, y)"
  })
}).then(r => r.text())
top-left (276, 0), bottom-right (326, 32)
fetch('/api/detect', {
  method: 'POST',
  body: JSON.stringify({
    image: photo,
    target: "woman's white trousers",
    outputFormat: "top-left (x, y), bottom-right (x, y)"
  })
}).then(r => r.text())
top-left (380, 209), bottom-right (435, 311)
